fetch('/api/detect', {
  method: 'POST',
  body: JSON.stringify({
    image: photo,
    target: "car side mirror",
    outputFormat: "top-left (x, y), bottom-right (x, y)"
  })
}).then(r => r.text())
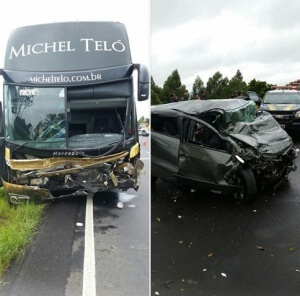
top-left (134, 64), bottom-right (149, 101)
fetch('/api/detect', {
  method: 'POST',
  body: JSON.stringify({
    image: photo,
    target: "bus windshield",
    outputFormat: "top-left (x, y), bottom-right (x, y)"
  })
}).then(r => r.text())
top-left (4, 84), bottom-right (131, 150)
top-left (4, 85), bottom-right (67, 148)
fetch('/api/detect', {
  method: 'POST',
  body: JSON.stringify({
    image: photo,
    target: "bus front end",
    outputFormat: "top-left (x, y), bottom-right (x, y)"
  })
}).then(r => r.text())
top-left (0, 22), bottom-right (149, 203)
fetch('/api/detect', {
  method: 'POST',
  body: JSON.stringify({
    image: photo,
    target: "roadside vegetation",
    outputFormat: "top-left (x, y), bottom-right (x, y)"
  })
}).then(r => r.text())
top-left (151, 69), bottom-right (272, 104)
top-left (0, 188), bottom-right (45, 277)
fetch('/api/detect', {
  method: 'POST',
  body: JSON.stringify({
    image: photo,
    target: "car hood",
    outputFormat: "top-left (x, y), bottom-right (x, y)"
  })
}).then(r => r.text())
top-left (261, 103), bottom-right (300, 112)
top-left (223, 111), bottom-right (293, 158)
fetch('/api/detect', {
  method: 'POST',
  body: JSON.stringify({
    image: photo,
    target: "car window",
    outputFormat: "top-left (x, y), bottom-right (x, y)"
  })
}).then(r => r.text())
top-left (264, 92), bottom-right (300, 104)
top-left (151, 114), bottom-right (179, 138)
top-left (188, 121), bottom-right (227, 151)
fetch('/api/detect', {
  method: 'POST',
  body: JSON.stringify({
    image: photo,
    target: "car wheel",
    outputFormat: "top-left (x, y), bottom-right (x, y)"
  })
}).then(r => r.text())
top-left (236, 167), bottom-right (257, 203)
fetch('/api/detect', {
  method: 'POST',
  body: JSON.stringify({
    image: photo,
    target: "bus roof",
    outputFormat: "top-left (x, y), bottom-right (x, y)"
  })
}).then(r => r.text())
top-left (4, 22), bottom-right (132, 73)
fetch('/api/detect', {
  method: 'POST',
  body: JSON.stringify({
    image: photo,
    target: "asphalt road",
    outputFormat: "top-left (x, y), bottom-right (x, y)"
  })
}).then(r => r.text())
top-left (151, 134), bottom-right (300, 296)
top-left (0, 137), bottom-right (150, 296)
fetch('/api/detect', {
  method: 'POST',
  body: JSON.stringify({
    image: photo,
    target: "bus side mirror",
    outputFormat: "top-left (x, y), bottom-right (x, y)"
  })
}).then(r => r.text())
top-left (135, 64), bottom-right (149, 101)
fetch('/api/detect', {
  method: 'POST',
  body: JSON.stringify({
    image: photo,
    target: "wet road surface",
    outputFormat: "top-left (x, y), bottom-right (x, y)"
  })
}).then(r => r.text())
top-left (151, 136), bottom-right (300, 296)
top-left (0, 137), bottom-right (150, 296)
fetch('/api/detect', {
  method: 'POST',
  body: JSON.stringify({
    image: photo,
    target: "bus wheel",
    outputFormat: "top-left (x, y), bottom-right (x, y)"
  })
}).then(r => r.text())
top-left (235, 167), bottom-right (257, 203)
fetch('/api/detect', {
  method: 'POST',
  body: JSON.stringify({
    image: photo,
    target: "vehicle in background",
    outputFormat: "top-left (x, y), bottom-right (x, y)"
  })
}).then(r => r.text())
top-left (0, 22), bottom-right (149, 204)
top-left (260, 89), bottom-right (300, 130)
top-left (151, 99), bottom-right (297, 202)
top-left (140, 130), bottom-right (149, 137)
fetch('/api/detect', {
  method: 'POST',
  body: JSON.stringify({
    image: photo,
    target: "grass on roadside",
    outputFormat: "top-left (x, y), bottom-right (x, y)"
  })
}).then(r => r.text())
top-left (0, 187), bottom-right (45, 277)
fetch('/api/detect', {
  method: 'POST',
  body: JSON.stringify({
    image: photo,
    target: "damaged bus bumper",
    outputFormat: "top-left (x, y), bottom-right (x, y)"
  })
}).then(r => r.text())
top-left (4, 150), bottom-right (145, 204)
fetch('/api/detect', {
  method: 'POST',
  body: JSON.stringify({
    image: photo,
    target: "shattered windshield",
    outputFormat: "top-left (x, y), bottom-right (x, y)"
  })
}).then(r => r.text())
top-left (263, 92), bottom-right (300, 104)
top-left (4, 85), bottom-right (66, 148)
top-left (224, 101), bottom-right (257, 123)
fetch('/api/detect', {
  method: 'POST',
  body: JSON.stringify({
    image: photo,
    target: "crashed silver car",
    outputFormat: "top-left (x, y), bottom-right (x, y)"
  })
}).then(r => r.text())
top-left (151, 99), bottom-right (298, 202)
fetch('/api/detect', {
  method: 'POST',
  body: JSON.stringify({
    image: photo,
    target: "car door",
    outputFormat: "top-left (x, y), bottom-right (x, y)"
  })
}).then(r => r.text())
top-left (151, 114), bottom-right (180, 181)
top-left (0, 102), bottom-right (5, 185)
top-left (177, 117), bottom-right (232, 189)
top-left (247, 91), bottom-right (261, 107)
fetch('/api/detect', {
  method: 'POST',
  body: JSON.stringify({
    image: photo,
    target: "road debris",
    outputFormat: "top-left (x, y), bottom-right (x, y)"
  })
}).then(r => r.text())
top-left (128, 204), bottom-right (136, 208)
top-left (160, 280), bottom-right (173, 289)
top-left (117, 202), bottom-right (123, 209)
top-left (207, 253), bottom-right (213, 257)
top-left (221, 273), bottom-right (227, 278)
top-left (154, 292), bottom-right (160, 295)
top-left (178, 240), bottom-right (184, 244)
top-left (256, 246), bottom-right (264, 251)
top-left (156, 217), bottom-right (161, 222)
top-left (289, 246), bottom-right (296, 252)
top-left (76, 222), bottom-right (83, 227)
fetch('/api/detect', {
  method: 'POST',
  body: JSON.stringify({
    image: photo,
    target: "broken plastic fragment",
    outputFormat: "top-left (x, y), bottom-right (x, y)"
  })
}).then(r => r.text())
top-left (202, 269), bottom-right (207, 272)
top-left (207, 253), bottom-right (213, 257)
top-left (117, 202), bottom-right (123, 209)
top-left (76, 222), bottom-right (83, 227)
top-left (178, 241), bottom-right (184, 244)
top-left (118, 192), bottom-right (137, 203)
top-left (178, 215), bottom-right (182, 219)
top-left (221, 273), bottom-right (227, 278)
top-left (256, 246), bottom-right (264, 251)
top-left (155, 292), bottom-right (160, 295)
top-left (156, 217), bottom-right (161, 222)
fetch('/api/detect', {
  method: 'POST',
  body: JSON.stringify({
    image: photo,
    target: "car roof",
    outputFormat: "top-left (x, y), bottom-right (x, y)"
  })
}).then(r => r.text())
top-left (267, 89), bottom-right (300, 94)
top-left (151, 99), bottom-right (252, 116)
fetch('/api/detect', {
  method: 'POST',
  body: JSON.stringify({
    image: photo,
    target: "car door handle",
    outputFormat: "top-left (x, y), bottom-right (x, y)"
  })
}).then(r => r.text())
top-left (179, 154), bottom-right (187, 161)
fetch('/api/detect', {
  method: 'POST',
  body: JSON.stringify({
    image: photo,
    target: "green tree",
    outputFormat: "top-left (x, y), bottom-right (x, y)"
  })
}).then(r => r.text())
top-left (138, 116), bottom-right (145, 127)
top-left (151, 76), bottom-right (162, 105)
top-left (191, 75), bottom-right (205, 98)
top-left (206, 71), bottom-right (229, 100)
top-left (247, 79), bottom-right (271, 98)
top-left (224, 69), bottom-right (247, 98)
top-left (160, 69), bottom-right (188, 103)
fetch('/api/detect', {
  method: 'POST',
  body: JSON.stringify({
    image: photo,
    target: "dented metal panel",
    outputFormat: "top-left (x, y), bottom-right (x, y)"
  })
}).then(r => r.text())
top-left (4, 150), bottom-right (145, 203)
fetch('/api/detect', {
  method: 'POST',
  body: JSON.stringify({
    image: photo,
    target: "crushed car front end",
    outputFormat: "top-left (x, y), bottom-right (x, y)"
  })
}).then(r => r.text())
top-left (223, 108), bottom-right (298, 187)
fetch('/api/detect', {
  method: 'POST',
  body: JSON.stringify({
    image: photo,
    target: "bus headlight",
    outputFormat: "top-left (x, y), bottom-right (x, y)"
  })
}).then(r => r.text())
top-left (129, 143), bottom-right (140, 159)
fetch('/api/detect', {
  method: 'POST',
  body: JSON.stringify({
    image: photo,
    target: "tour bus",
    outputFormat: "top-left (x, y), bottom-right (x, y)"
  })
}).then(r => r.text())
top-left (0, 22), bottom-right (149, 204)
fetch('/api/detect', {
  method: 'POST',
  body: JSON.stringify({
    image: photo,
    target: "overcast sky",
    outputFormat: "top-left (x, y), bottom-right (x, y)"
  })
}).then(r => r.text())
top-left (152, 0), bottom-right (300, 92)
top-left (0, 0), bottom-right (149, 118)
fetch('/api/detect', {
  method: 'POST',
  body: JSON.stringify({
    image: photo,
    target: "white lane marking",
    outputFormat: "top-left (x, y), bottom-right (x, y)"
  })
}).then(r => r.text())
top-left (82, 195), bottom-right (96, 296)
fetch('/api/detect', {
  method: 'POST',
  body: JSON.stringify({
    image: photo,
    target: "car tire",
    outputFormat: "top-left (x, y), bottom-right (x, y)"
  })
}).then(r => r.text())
top-left (236, 167), bottom-right (257, 203)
